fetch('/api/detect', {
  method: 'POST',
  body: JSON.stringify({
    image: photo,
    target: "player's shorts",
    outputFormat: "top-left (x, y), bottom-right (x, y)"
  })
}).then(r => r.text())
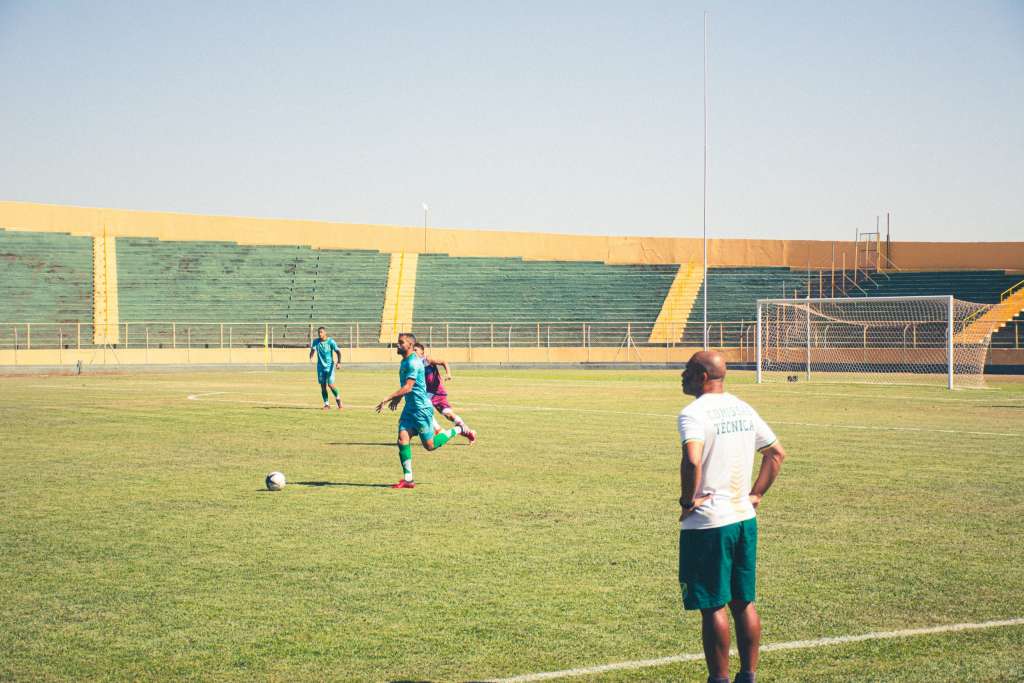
top-left (317, 366), bottom-right (335, 385)
top-left (679, 517), bottom-right (757, 610)
top-left (430, 393), bottom-right (452, 412)
top-left (398, 410), bottom-right (436, 440)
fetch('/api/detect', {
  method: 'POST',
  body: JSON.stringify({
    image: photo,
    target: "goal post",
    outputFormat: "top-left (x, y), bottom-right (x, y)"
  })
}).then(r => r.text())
top-left (755, 295), bottom-right (994, 389)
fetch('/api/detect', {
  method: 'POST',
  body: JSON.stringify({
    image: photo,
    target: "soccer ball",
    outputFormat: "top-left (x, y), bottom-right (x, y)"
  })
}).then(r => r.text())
top-left (265, 471), bottom-right (286, 491)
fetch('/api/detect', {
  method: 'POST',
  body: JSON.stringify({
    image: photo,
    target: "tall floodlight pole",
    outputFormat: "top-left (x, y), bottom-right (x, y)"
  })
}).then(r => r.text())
top-left (702, 11), bottom-right (710, 351)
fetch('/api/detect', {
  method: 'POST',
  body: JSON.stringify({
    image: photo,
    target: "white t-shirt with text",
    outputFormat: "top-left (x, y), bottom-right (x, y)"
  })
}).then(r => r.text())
top-left (677, 392), bottom-right (777, 531)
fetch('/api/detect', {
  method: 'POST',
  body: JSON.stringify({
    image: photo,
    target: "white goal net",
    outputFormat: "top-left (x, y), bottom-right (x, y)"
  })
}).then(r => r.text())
top-left (756, 295), bottom-right (994, 389)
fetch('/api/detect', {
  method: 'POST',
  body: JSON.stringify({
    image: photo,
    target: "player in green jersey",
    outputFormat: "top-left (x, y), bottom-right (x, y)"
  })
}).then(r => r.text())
top-left (309, 326), bottom-right (343, 410)
top-left (375, 332), bottom-right (470, 489)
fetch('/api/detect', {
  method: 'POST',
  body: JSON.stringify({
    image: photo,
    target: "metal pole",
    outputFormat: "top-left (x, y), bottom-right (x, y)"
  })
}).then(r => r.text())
top-left (755, 301), bottom-right (763, 384)
top-left (841, 253), bottom-right (846, 294)
top-left (26, 323), bottom-right (30, 350)
top-left (947, 295), bottom-right (954, 390)
top-left (831, 242), bottom-right (835, 297)
top-left (702, 10), bottom-right (710, 352)
top-left (805, 299), bottom-right (811, 381)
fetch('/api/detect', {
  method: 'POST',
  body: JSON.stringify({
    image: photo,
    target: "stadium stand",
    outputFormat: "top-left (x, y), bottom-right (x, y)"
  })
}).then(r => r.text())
top-left (0, 228), bottom-right (93, 348)
top-left (680, 267), bottom-right (813, 346)
top-left (843, 270), bottom-right (1022, 303)
top-left (116, 237), bottom-right (389, 347)
top-left (412, 254), bottom-right (678, 346)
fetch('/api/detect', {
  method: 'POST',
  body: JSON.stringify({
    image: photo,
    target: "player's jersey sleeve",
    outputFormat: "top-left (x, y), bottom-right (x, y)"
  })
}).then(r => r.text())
top-left (678, 409), bottom-right (706, 444)
top-left (400, 357), bottom-right (417, 385)
top-left (751, 408), bottom-right (777, 450)
top-left (310, 339), bottom-right (317, 350)
top-left (329, 338), bottom-right (339, 354)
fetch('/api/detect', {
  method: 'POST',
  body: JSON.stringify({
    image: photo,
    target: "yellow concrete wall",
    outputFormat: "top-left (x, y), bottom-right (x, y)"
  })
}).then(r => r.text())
top-left (91, 234), bottom-right (120, 344)
top-left (3, 200), bottom-right (1022, 270)
top-left (649, 262), bottom-right (703, 343)
top-left (4, 347), bottom-right (1022, 368)
top-left (378, 253), bottom-right (418, 342)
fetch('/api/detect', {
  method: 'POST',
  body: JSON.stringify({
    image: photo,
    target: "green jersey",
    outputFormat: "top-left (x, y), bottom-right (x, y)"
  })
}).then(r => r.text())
top-left (399, 353), bottom-right (432, 421)
top-left (310, 337), bottom-right (339, 370)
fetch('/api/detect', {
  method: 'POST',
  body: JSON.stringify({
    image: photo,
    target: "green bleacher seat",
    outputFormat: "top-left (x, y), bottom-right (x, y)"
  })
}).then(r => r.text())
top-left (117, 238), bottom-right (389, 348)
top-left (413, 254), bottom-right (677, 346)
top-left (0, 228), bottom-right (93, 348)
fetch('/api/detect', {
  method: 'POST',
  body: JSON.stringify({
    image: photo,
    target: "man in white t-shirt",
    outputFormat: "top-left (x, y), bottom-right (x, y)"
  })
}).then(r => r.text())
top-left (677, 351), bottom-right (787, 683)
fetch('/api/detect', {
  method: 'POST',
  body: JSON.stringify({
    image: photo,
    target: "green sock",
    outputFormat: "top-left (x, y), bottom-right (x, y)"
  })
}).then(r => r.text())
top-left (330, 386), bottom-right (339, 398)
top-left (431, 427), bottom-right (461, 449)
top-left (320, 385), bottom-right (328, 402)
top-left (399, 443), bottom-right (413, 481)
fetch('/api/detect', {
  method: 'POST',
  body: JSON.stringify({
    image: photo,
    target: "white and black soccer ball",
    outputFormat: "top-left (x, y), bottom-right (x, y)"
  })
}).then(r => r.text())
top-left (265, 471), bottom-right (286, 491)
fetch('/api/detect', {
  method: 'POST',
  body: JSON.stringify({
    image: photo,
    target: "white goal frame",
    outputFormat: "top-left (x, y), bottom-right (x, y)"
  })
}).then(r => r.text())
top-left (755, 295), bottom-right (981, 390)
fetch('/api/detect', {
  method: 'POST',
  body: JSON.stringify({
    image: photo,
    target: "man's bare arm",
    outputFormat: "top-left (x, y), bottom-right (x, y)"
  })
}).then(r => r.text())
top-left (427, 355), bottom-right (452, 380)
top-left (749, 441), bottom-right (786, 507)
top-left (375, 378), bottom-right (416, 412)
top-left (680, 441), bottom-right (712, 520)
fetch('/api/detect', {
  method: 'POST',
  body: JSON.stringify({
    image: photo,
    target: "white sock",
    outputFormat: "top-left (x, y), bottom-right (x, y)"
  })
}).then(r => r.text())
top-left (404, 472), bottom-right (413, 482)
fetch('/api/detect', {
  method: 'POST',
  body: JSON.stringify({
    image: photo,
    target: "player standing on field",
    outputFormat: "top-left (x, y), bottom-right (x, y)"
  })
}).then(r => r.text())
top-left (413, 342), bottom-right (477, 444)
top-left (375, 333), bottom-right (472, 489)
top-left (677, 351), bottom-right (787, 683)
top-left (309, 326), bottom-right (343, 410)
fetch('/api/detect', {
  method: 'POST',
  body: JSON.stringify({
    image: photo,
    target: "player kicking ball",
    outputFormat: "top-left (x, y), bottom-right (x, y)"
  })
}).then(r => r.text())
top-left (413, 342), bottom-right (477, 444)
top-left (309, 326), bottom-right (343, 410)
top-left (376, 332), bottom-right (472, 489)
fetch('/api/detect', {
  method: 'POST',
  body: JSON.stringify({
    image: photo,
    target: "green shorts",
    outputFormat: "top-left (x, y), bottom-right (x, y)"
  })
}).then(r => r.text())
top-left (398, 412), bottom-right (436, 441)
top-left (317, 366), bottom-right (335, 385)
top-left (679, 517), bottom-right (757, 610)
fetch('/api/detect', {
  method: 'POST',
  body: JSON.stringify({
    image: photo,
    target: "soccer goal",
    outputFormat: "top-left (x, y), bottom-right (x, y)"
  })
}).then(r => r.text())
top-left (755, 295), bottom-right (995, 389)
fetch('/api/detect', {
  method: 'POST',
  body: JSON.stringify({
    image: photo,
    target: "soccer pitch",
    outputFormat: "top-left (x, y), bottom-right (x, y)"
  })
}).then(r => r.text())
top-left (2, 368), bottom-right (1023, 682)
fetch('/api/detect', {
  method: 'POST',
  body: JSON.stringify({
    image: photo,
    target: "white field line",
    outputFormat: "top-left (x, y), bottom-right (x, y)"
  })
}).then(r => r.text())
top-left (454, 401), bottom-right (1024, 438)
top-left (27, 378), bottom-right (1024, 404)
top-left (185, 394), bottom-right (377, 410)
top-left (770, 420), bottom-right (1023, 439)
top-left (178, 394), bottom-right (1024, 438)
top-left (185, 391), bottom-right (230, 400)
top-left (490, 617), bottom-right (1024, 682)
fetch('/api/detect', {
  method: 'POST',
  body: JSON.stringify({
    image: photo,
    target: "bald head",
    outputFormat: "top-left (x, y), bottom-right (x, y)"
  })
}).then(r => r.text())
top-left (682, 351), bottom-right (727, 397)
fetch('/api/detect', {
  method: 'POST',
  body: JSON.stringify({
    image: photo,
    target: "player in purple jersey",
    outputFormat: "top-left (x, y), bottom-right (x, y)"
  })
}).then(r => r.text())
top-left (414, 342), bottom-right (477, 444)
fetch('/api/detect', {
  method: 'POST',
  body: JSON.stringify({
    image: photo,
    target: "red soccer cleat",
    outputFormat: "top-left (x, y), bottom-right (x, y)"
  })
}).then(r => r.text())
top-left (461, 428), bottom-right (477, 445)
top-left (391, 479), bottom-right (415, 489)
top-left (322, 404), bottom-right (330, 411)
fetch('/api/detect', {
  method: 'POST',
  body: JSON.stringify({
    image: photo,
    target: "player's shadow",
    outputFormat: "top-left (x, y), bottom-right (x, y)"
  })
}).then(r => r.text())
top-left (253, 406), bottom-right (316, 411)
top-left (295, 480), bottom-right (394, 488)
top-left (328, 441), bottom-right (395, 447)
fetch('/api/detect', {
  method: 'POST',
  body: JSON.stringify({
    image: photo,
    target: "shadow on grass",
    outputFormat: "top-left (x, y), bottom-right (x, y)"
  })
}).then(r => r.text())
top-left (295, 480), bottom-right (394, 488)
top-left (253, 406), bottom-right (318, 411)
top-left (328, 441), bottom-right (395, 447)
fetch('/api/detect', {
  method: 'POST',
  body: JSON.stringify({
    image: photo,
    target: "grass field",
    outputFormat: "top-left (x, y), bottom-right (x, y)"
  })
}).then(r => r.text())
top-left (1, 367), bottom-right (1023, 682)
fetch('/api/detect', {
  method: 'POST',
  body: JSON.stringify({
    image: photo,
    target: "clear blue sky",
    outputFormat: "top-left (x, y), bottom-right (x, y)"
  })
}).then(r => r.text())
top-left (1, 1), bottom-right (1021, 242)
